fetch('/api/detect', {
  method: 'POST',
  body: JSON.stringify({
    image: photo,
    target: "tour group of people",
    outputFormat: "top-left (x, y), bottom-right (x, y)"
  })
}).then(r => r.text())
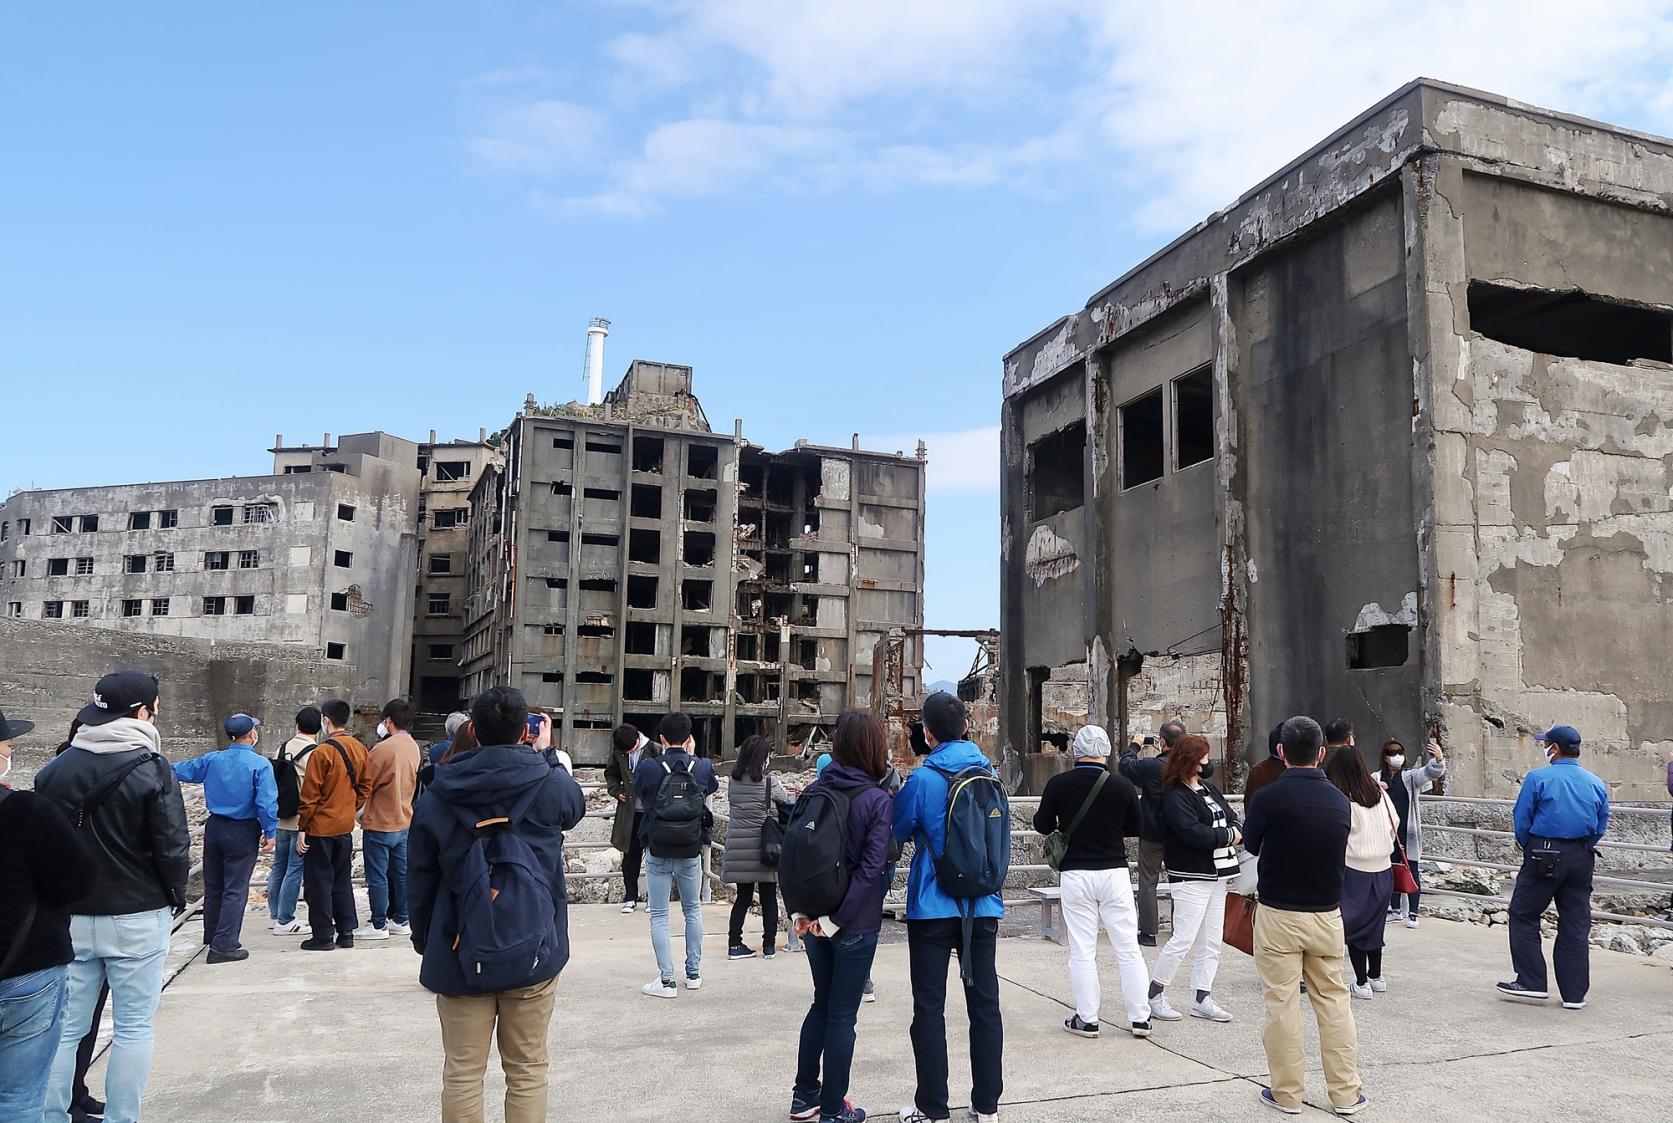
top-left (0, 667), bottom-right (1627, 1122)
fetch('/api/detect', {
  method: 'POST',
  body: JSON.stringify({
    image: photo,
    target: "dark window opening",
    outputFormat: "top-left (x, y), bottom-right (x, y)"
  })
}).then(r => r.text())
top-left (428, 644), bottom-right (455, 660)
top-left (158, 510), bottom-right (177, 528)
top-left (552, 435), bottom-right (575, 450)
top-left (585, 439), bottom-right (622, 454)
top-left (623, 668), bottom-right (656, 700)
top-left (205, 551), bottom-right (229, 571)
top-left (629, 529), bottom-right (661, 564)
top-left (681, 667), bottom-right (718, 703)
top-left (330, 592), bottom-right (349, 611)
top-left (51, 516), bottom-right (73, 534)
top-left (683, 489), bottom-right (717, 523)
top-left (435, 460), bottom-right (470, 481)
top-left (428, 554), bottom-right (452, 574)
top-left (688, 445), bottom-right (719, 480)
top-left (433, 509), bottom-right (467, 529)
top-left (735, 673), bottom-right (762, 704)
top-left (765, 554), bottom-right (791, 583)
top-left (79, 515), bottom-right (99, 532)
top-left (129, 511), bottom-right (151, 530)
top-left (625, 621), bottom-right (659, 655)
top-left (337, 504), bottom-right (356, 521)
top-left (683, 531), bottom-right (716, 567)
top-left (1028, 421), bottom-right (1086, 521)
top-left (1468, 281), bottom-right (1673, 365)
top-left (284, 464), bottom-right (311, 474)
top-left (326, 642), bottom-right (346, 660)
top-left (1347, 624), bottom-right (1411, 670)
top-left (333, 550), bottom-right (353, 568)
top-left (545, 577), bottom-right (568, 590)
top-left (630, 484), bottom-right (662, 519)
top-left (576, 624), bottom-right (615, 639)
top-left (122, 599), bottom-right (143, 617)
top-left (583, 487), bottom-right (621, 502)
top-left (1120, 388), bottom-right (1165, 489)
top-left (541, 671), bottom-right (564, 683)
top-left (546, 530), bottom-right (570, 543)
top-left (71, 600), bottom-right (89, 618)
top-left (1174, 366), bottom-right (1214, 470)
top-left (575, 670), bottom-right (614, 684)
top-left (736, 633), bottom-right (759, 661)
top-left (234, 595), bottom-right (256, 615)
top-left (542, 623), bottom-right (564, 635)
top-left (581, 533), bottom-right (619, 547)
top-left (681, 625), bottom-right (714, 657)
top-left (632, 436), bottom-right (665, 473)
top-left (125, 554), bottom-right (147, 574)
top-left (627, 575), bottom-right (658, 609)
top-left (550, 481), bottom-right (573, 497)
top-left (683, 580), bottom-right (713, 611)
top-left (203, 596), bottom-right (227, 616)
top-left (578, 578), bottom-right (616, 593)
top-left (212, 507), bottom-right (234, 526)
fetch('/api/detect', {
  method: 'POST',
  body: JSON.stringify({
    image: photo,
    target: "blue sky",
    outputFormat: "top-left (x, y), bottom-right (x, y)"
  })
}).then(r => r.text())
top-left (7, 2), bottom-right (1673, 679)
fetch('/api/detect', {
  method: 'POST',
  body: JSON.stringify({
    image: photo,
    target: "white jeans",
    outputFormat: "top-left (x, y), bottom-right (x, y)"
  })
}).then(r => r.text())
top-left (1059, 868), bottom-right (1151, 1026)
top-left (1151, 878), bottom-right (1228, 994)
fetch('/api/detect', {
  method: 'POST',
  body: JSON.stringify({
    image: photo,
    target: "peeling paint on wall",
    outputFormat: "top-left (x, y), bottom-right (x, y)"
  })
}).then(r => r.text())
top-left (1352, 591), bottom-right (1418, 632)
top-left (1025, 523), bottom-right (1079, 587)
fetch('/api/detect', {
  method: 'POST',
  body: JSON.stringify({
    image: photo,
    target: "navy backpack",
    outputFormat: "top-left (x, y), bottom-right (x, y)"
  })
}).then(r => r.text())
top-left (443, 775), bottom-right (559, 993)
top-left (921, 761), bottom-right (1011, 983)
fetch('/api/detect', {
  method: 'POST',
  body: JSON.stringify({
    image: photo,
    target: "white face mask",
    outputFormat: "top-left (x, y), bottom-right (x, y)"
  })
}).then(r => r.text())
top-left (0, 753), bottom-right (11, 781)
top-left (376, 722), bottom-right (388, 740)
top-left (1387, 754), bottom-right (1405, 770)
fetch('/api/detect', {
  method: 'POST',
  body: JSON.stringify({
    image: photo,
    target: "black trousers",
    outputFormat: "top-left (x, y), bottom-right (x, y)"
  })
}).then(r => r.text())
top-left (202, 815), bottom-right (262, 953)
top-left (303, 833), bottom-right (358, 941)
top-left (728, 882), bottom-right (780, 949)
top-left (623, 811), bottom-right (646, 902)
top-left (907, 916), bottom-right (1003, 1118)
top-left (73, 982), bottom-right (109, 1108)
top-left (1508, 836), bottom-right (1594, 1003)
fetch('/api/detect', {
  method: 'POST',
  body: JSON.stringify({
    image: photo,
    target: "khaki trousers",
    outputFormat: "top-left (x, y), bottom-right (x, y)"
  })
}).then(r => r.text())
top-left (436, 973), bottom-right (559, 1123)
top-left (1254, 906), bottom-right (1361, 1111)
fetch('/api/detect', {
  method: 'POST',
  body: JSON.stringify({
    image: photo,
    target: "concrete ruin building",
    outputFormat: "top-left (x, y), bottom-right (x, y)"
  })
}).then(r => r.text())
top-left (1001, 80), bottom-right (1673, 799)
top-left (0, 432), bottom-right (422, 703)
top-left (470, 360), bottom-right (927, 765)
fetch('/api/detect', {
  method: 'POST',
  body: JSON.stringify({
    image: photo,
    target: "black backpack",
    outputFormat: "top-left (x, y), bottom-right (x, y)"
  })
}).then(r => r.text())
top-left (647, 760), bottom-right (706, 858)
top-left (777, 785), bottom-right (853, 919)
top-left (272, 742), bottom-right (302, 821)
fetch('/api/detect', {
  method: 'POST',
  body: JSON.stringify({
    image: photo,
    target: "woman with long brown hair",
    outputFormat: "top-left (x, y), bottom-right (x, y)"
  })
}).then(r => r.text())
top-left (1326, 746), bottom-right (1398, 998)
top-left (1148, 733), bottom-right (1242, 1025)
top-left (787, 711), bottom-right (892, 1123)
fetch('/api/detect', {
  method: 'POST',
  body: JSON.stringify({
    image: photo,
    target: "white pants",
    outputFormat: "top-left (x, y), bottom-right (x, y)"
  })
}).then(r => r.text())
top-left (1151, 877), bottom-right (1228, 994)
top-left (1059, 867), bottom-right (1151, 1026)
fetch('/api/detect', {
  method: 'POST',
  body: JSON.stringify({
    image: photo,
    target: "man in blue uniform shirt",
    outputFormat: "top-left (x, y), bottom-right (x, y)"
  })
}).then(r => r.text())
top-left (173, 714), bottom-right (279, 963)
top-left (1497, 724), bottom-right (1610, 1009)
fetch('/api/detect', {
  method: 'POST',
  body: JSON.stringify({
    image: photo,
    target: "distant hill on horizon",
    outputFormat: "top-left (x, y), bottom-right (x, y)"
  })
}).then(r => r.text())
top-left (926, 679), bottom-right (958, 696)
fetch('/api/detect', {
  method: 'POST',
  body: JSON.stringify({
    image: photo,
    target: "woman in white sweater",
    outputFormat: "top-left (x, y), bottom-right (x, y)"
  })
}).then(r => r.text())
top-left (1325, 747), bottom-right (1399, 999)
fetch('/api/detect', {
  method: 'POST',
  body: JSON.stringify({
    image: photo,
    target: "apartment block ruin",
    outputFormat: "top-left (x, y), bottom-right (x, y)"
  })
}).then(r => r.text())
top-left (473, 360), bottom-right (927, 765)
top-left (1001, 80), bottom-right (1673, 799)
top-left (0, 432), bottom-right (423, 703)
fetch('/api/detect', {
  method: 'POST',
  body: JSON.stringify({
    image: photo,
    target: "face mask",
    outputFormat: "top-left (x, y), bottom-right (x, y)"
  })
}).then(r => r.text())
top-left (376, 722), bottom-right (388, 739)
top-left (1387, 754), bottom-right (1405, 770)
top-left (0, 754), bottom-right (10, 781)
top-left (1199, 760), bottom-right (1215, 779)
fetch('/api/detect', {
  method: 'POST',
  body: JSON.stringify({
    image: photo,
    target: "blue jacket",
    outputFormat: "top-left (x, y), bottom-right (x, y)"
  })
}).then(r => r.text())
top-left (173, 743), bottom-right (279, 837)
top-left (1513, 758), bottom-right (1609, 847)
top-left (815, 762), bottom-right (893, 936)
top-left (407, 745), bottom-right (586, 996)
top-left (631, 749), bottom-right (718, 847)
top-left (891, 741), bottom-right (1005, 922)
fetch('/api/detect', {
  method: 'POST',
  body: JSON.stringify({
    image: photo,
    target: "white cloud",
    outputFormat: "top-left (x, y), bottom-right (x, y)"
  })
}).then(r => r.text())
top-left (473, 1), bottom-right (1673, 225)
top-left (865, 427), bottom-right (999, 493)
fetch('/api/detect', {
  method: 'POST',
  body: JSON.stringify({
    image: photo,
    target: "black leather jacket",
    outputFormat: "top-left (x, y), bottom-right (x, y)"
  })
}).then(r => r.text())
top-left (1117, 745), bottom-right (1168, 842)
top-left (34, 745), bottom-right (192, 915)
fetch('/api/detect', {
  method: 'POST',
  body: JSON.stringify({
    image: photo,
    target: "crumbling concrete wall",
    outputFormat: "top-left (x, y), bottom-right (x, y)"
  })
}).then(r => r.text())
top-left (0, 616), bottom-right (361, 780)
top-left (1124, 652), bottom-right (1226, 749)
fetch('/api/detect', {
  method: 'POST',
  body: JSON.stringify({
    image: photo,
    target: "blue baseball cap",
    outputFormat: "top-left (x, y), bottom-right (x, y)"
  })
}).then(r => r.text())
top-left (1537, 725), bottom-right (1581, 751)
top-left (225, 714), bottom-right (262, 739)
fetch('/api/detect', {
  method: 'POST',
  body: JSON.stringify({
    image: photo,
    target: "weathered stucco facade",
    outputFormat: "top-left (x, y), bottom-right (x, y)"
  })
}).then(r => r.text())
top-left (1002, 80), bottom-right (1673, 799)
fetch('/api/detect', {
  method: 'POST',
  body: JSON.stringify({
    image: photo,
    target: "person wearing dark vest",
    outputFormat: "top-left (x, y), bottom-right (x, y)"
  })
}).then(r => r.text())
top-left (1497, 725), bottom-right (1609, 1009)
top-left (1034, 725), bottom-right (1150, 1040)
top-left (1240, 715), bottom-right (1364, 1116)
top-left (632, 712), bottom-right (718, 997)
top-left (172, 713), bottom-right (279, 963)
top-left (1118, 719), bottom-right (1187, 946)
top-left (0, 705), bottom-right (98, 1121)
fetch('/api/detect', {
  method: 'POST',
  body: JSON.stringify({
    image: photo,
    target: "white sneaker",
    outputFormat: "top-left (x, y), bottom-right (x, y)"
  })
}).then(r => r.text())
top-left (621, 901), bottom-right (638, 914)
top-left (1405, 915), bottom-right (1420, 929)
top-left (641, 979), bottom-right (677, 999)
top-left (1190, 996), bottom-right (1233, 1022)
top-left (271, 920), bottom-right (306, 936)
top-left (899, 1108), bottom-right (950, 1123)
top-left (1562, 999), bottom-right (1587, 1010)
top-left (684, 973), bottom-right (703, 990)
top-left (385, 920), bottom-right (411, 936)
top-left (1149, 994), bottom-right (1184, 1021)
top-left (1369, 978), bottom-right (1388, 993)
top-left (966, 1110), bottom-right (999, 1122)
top-left (1349, 981), bottom-right (1374, 1000)
top-left (352, 924), bottom-right (390, 941)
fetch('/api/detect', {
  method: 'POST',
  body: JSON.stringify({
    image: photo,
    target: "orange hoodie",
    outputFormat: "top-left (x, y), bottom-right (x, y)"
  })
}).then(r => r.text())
top-left (297, 733), bottom-right (373, 837)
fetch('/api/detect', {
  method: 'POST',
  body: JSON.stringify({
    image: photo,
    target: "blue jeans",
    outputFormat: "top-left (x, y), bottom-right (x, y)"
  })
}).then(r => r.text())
top-left (268, 827), bottom-right (305, 924)
top-left (795, 930), bottom-right (880, 1117)
top-left (0, 965), bottom-right (68, 1119)
top-left (43, 909), bottom-right (172, 1123)
top-left (363, 829), bottom-right (410, 927)
top-left (646, 855), bottom-right (703, 982)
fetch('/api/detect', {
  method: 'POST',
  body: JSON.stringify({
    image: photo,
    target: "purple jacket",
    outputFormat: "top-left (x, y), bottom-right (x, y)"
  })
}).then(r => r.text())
top-left (816, 762), bottom-right (893, 935)
top-left (1666, 759), bottom-right (1672, 798)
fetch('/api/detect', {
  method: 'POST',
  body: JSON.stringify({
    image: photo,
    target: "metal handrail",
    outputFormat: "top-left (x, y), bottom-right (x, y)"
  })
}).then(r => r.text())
top-left (1424, 823), bottom-right (1671, 854)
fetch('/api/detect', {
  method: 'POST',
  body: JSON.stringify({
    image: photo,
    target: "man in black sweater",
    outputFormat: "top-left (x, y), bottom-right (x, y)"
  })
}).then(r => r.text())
top-left (1118, 719), bottom-right (1186, 945)
top-left (1240, 715), bottom-right (1364, 1116)
top-left (1034, 725), bottom-right (1153, 1039)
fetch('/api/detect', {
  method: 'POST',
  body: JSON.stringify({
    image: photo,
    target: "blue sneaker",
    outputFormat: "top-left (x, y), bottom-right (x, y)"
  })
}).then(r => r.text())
top-left (789, 1091), bottom-right (821, 1120)
top-left (1261, 1088), bottom-right (1301, 1115)
top-left (822, 1108), bottom-right (866, 1123)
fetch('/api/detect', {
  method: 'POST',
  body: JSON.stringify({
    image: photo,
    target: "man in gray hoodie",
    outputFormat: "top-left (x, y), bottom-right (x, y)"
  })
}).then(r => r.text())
top-left (34, 670), bottom-right (190, 1123)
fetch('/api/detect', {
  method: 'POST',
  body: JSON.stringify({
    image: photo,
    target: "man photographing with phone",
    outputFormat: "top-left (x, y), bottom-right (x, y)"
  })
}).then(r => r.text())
top-left (1119, 720), bottom-right (1188, 946)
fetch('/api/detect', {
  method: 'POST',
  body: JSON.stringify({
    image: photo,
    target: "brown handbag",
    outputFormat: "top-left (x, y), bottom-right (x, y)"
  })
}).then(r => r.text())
top-left (1223, 890), bottom-right (1257, 956)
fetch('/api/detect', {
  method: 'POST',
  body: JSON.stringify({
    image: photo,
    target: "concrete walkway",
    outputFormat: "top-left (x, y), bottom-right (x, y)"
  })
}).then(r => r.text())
top-left (124, 904), bottom-right (1673, 1121)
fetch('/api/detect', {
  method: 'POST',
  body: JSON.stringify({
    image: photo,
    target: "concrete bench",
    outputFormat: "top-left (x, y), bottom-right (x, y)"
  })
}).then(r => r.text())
top-left (1027, 882), bottom-right (1174, 943)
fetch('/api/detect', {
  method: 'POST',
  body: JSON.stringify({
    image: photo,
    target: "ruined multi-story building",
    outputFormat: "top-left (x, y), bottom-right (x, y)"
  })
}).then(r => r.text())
top-left (1, 431), bottom-right (422, 702)
top-left (473, 360), bottom-right (927, 764)
top-left (1001, 80), bottom-right (1673, 799)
